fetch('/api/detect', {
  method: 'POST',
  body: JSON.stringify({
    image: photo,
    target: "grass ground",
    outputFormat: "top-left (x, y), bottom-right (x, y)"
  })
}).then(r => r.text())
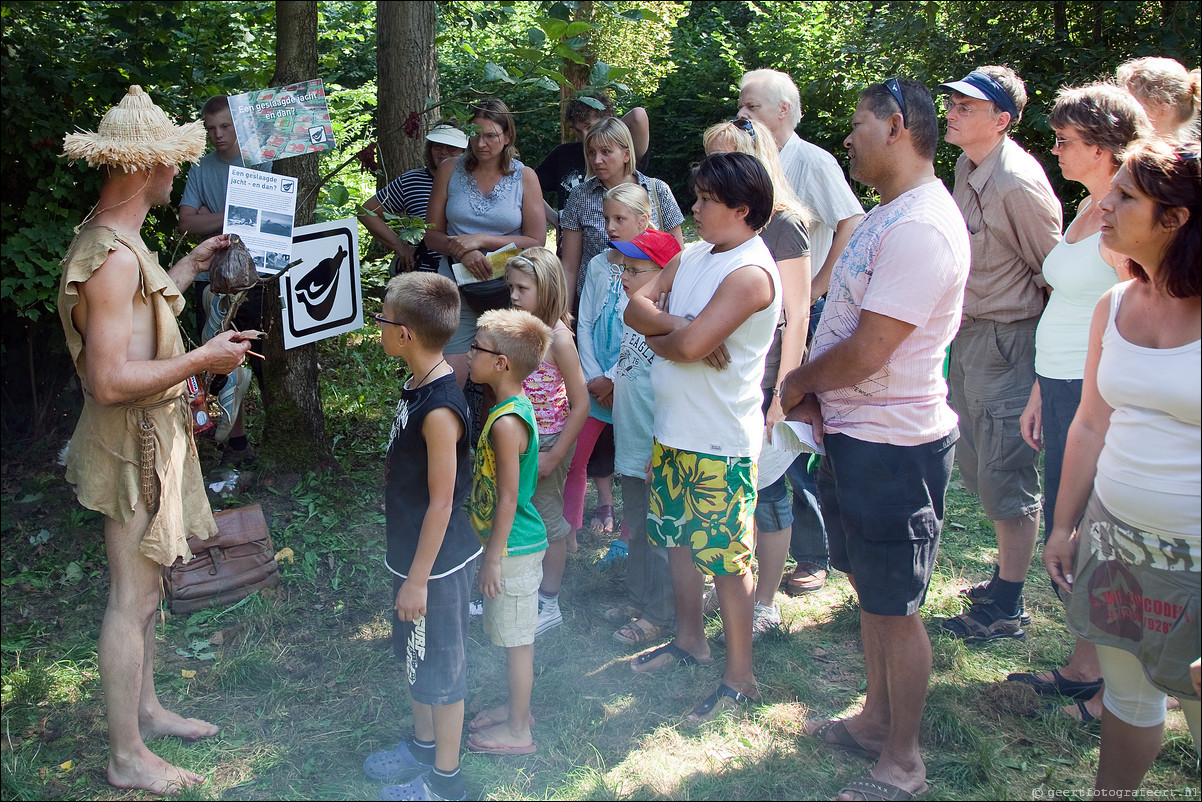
top-left (2, 280), bottom-right (1199, 801)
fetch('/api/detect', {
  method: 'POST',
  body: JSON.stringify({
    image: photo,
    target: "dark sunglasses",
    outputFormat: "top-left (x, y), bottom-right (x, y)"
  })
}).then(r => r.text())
top-left (884, 77), bottom-right (908, 129)
top-left (730, 117), bottom-right (757, 143)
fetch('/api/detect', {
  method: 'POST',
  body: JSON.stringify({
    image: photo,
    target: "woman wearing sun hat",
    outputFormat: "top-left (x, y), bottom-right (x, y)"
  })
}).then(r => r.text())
top-left (359, 120), bottom-right (468, 275)
top-left (60, 85), bottom-right (257, 794)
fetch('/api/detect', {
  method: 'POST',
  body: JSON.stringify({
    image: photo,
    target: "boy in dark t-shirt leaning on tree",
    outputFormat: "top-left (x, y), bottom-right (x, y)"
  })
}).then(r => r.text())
top-left (361, 272), bottom-right (481, 802)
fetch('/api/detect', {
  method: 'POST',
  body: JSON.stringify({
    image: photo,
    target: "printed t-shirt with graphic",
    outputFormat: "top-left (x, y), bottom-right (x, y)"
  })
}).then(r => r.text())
top-left (810, 180), bottom-right (970, 446)
top-left (467, 395), bottom-right (547, 556)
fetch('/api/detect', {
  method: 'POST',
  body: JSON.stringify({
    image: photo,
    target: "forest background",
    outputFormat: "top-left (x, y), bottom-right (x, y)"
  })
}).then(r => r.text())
top-left (1, 3), bottom-right (1201, 800)
top-left (1, 0), bottom-right (1199, 451)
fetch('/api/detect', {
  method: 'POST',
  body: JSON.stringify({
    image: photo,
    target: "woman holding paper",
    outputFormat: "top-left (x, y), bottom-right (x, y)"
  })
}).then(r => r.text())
top-left (425, 98), bottom-right (546, 386)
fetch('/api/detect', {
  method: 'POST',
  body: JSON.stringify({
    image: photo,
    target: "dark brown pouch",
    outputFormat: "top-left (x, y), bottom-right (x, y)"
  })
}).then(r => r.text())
top-left (163, 504), bottom-right (279, 614)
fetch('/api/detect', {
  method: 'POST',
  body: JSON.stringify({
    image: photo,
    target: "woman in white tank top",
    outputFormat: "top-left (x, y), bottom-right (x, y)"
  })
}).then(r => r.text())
top-left (1011, 83), bottom-right (1149, 720)
top-left (1042, 138), bottom-right (1200, 797)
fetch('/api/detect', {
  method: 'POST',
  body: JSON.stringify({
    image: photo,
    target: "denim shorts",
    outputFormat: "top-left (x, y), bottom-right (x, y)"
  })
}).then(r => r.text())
top-left (392, 558), bottom-right (475, 706)
top-left (819, 431), bottom-right (957, 616)
top-left (754, 471), bottom-right (794, 531)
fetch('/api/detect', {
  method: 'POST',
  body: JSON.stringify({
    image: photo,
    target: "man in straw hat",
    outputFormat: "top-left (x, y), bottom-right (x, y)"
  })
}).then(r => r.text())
top-left (59, 85), bottom-right (261, 793)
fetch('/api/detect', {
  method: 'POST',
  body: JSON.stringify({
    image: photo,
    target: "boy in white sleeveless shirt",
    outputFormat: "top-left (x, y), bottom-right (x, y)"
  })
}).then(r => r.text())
top-left (624, 152), bottom-right (781, 722)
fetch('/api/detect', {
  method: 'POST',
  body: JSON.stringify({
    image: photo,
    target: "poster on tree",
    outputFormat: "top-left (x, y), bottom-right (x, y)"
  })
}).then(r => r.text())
top-left (228, 78), bottom-right (335, 165)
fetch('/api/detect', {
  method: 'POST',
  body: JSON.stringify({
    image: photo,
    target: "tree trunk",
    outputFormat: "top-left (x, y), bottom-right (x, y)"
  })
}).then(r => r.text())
top-left (260, 0), bottom-right (333, 471)
top-left (377, 0), bottom-right (439, 186)
top-left (558, 0), bottom-right (595, 142)
top-left (1053, 0), bottom-right (1067, 40)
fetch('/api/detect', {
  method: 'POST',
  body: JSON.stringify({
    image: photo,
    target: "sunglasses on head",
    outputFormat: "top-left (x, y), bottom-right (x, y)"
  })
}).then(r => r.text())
top-left (730, 117), bottom-right (757, 143)
top-left (884, 77), bottom-right (908, 129)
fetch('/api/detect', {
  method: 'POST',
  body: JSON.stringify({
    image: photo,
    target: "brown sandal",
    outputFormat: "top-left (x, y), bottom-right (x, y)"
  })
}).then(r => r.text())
top-left (589, 504), bottom-right (615, 535)
top-left (613, 618), bottom-right (666, 646)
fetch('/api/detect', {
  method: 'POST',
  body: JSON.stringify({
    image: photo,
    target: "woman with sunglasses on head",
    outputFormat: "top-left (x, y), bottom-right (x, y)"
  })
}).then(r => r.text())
top-left (702, 116), bottom-right (812, 642)
top-left (1007, 83), bottom-right (1151, 723)
top-left (1043, 138), bottom-right (1200, 795)
top-left (425, 99), bottom-right (547, 388)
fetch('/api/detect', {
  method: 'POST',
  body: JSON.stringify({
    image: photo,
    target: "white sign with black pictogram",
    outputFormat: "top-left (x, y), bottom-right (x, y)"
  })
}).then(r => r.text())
top-left (281, 218), bottom-right (362, 349)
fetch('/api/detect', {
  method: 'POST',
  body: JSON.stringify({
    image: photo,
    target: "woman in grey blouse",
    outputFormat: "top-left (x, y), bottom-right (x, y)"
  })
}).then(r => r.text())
top-left (559, 117), bottom-right (684, 307)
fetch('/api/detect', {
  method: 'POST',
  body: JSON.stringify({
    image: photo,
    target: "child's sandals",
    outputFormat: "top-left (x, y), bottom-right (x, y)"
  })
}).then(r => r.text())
top-left (589, 504), bottom-right (615, 535)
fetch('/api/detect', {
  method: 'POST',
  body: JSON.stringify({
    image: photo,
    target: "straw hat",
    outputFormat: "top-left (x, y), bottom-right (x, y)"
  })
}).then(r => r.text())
top-left (62, 85), bottom-right (206, 171)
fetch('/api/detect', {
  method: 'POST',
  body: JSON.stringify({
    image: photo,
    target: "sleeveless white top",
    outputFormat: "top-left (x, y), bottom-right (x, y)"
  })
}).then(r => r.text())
top-left (1094, 281), bottom-right (1200, 541)
top-left (1035, 231), bottom-right (1118, 379)
top-left (651, 236), bottom-right (781, 458)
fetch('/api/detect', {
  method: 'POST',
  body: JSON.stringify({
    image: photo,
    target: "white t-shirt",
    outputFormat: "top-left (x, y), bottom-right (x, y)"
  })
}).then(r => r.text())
top-left (651, 236), bottom-right (781, 458)
top-left (778, 133), bottom-right (864, 271)
top-left (1094, 281), bottom-right (1201, 541)
top-left (811, 180), bottom-right (970, 446)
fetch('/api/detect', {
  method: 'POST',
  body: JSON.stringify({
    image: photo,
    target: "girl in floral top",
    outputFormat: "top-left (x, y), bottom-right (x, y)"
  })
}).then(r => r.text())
top-left (504, 248), bottom-right (590, 636)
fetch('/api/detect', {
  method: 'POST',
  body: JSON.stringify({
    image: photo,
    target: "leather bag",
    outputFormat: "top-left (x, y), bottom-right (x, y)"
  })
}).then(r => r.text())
top-left (163, 504), bottom-right (279, 613)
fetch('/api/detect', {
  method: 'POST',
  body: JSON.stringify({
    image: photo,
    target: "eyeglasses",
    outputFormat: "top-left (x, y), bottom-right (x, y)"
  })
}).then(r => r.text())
top-left (468, 341), bottom-right (504, 357)
top-left (884, 77), bottom-right (908, 128)
top-left (473, 131), bottom-right (505, 143)
top-left (374, 313), bottom-right (405, 327)
top-left (1053, 135), bottom-right (1080, 149)
top-left (730, 118), bottom-right (757, 143)
top-left (621, 264), bottom-right (659, 276)
top-left (940, 96), bottom-right (989, 118)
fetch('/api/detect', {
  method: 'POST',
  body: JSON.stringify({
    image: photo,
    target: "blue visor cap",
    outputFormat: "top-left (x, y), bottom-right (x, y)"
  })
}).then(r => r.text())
top-left (609, 239), bottom-right (654, 262)
top-left (939, 71), bottom-right (1019, 119)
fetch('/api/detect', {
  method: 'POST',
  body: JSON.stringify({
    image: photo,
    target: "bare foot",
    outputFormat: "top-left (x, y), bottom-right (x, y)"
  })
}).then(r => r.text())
top-left (108, 748), bottom-right (205, 794)
top-left (466, 721), bottom-right (535, 755)
top-left (468, 704), bottom-right (535, 733)
top-left (140, 707), bottom-right (220, 741)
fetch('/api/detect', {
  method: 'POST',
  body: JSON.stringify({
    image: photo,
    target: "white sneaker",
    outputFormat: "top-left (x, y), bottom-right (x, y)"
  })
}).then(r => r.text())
top-left (534, 602), bottom-right (562, 637)
top-left (469, 600), bottom-right (483, 616)
top-left (751, 603), bottom-right (782, 642)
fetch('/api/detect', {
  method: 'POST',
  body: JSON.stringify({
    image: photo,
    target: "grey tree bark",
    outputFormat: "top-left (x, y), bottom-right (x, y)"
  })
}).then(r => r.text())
top-left (377, 0), bottom-right (440, 186)
top-left (260, 0), bottom-right (334, 470)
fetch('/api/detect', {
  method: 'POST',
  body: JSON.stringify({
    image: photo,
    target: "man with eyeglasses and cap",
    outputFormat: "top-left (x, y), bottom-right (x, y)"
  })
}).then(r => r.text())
top-left (939, 66), bottom-right (1062, 645)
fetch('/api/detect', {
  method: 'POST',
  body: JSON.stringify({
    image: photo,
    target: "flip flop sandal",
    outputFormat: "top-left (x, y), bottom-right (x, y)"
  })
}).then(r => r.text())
top-left (364, 740), bottom-right (432, 782)
top-left (1006, 669), bottom-right (1103, 700)
top-left (613, 618), bottom-right (667, 646)
top-left (468, 711), bottom-right (534, 734)
top-left (685, 682), bottom-right (755, 723)
top-left (837, 772), bottom-right (930, 801)
top-left (589, 504), bottom-right (615, 535)
top-left (631, 641), bottom-right (702, 671)
top-left (809, 718), bottom-right (880, 759)
top-left (1051, 699), bottom-right (1100, 726)
top-left (465, 734), bottom-right (537, 756)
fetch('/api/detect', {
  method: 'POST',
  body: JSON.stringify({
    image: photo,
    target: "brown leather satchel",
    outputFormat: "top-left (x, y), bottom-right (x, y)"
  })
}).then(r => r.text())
top-left (163, 504), bottom-right (279, 614)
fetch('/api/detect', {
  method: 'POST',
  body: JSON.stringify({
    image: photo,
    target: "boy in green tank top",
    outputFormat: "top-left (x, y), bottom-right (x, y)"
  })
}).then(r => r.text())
top-left (464, 308), bottom-right (552, 756)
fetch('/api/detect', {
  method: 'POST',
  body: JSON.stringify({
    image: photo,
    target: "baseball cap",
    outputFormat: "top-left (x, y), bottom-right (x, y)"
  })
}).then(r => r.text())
top-left (939, 70), bottom-right (1019, 118)
top-left (426, 124), bottom-right (468, 149)
top-left (608, 229), bottom-right (682, 268)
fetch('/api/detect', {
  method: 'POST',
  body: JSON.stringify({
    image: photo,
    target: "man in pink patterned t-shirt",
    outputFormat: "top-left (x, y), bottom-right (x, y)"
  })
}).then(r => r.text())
top-left (780, 78), bottom-right (969, 802)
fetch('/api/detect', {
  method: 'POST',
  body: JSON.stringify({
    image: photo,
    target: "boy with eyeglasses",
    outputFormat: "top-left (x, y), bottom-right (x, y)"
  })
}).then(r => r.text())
top-left (362, 272), bottom-right (480, 801)
top-left (462, 308), bottom-right (552, 756)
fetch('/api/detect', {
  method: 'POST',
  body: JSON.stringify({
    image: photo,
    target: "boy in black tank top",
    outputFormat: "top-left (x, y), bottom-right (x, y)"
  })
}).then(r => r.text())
top-left (362, 273), bottom-right (480, 801)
